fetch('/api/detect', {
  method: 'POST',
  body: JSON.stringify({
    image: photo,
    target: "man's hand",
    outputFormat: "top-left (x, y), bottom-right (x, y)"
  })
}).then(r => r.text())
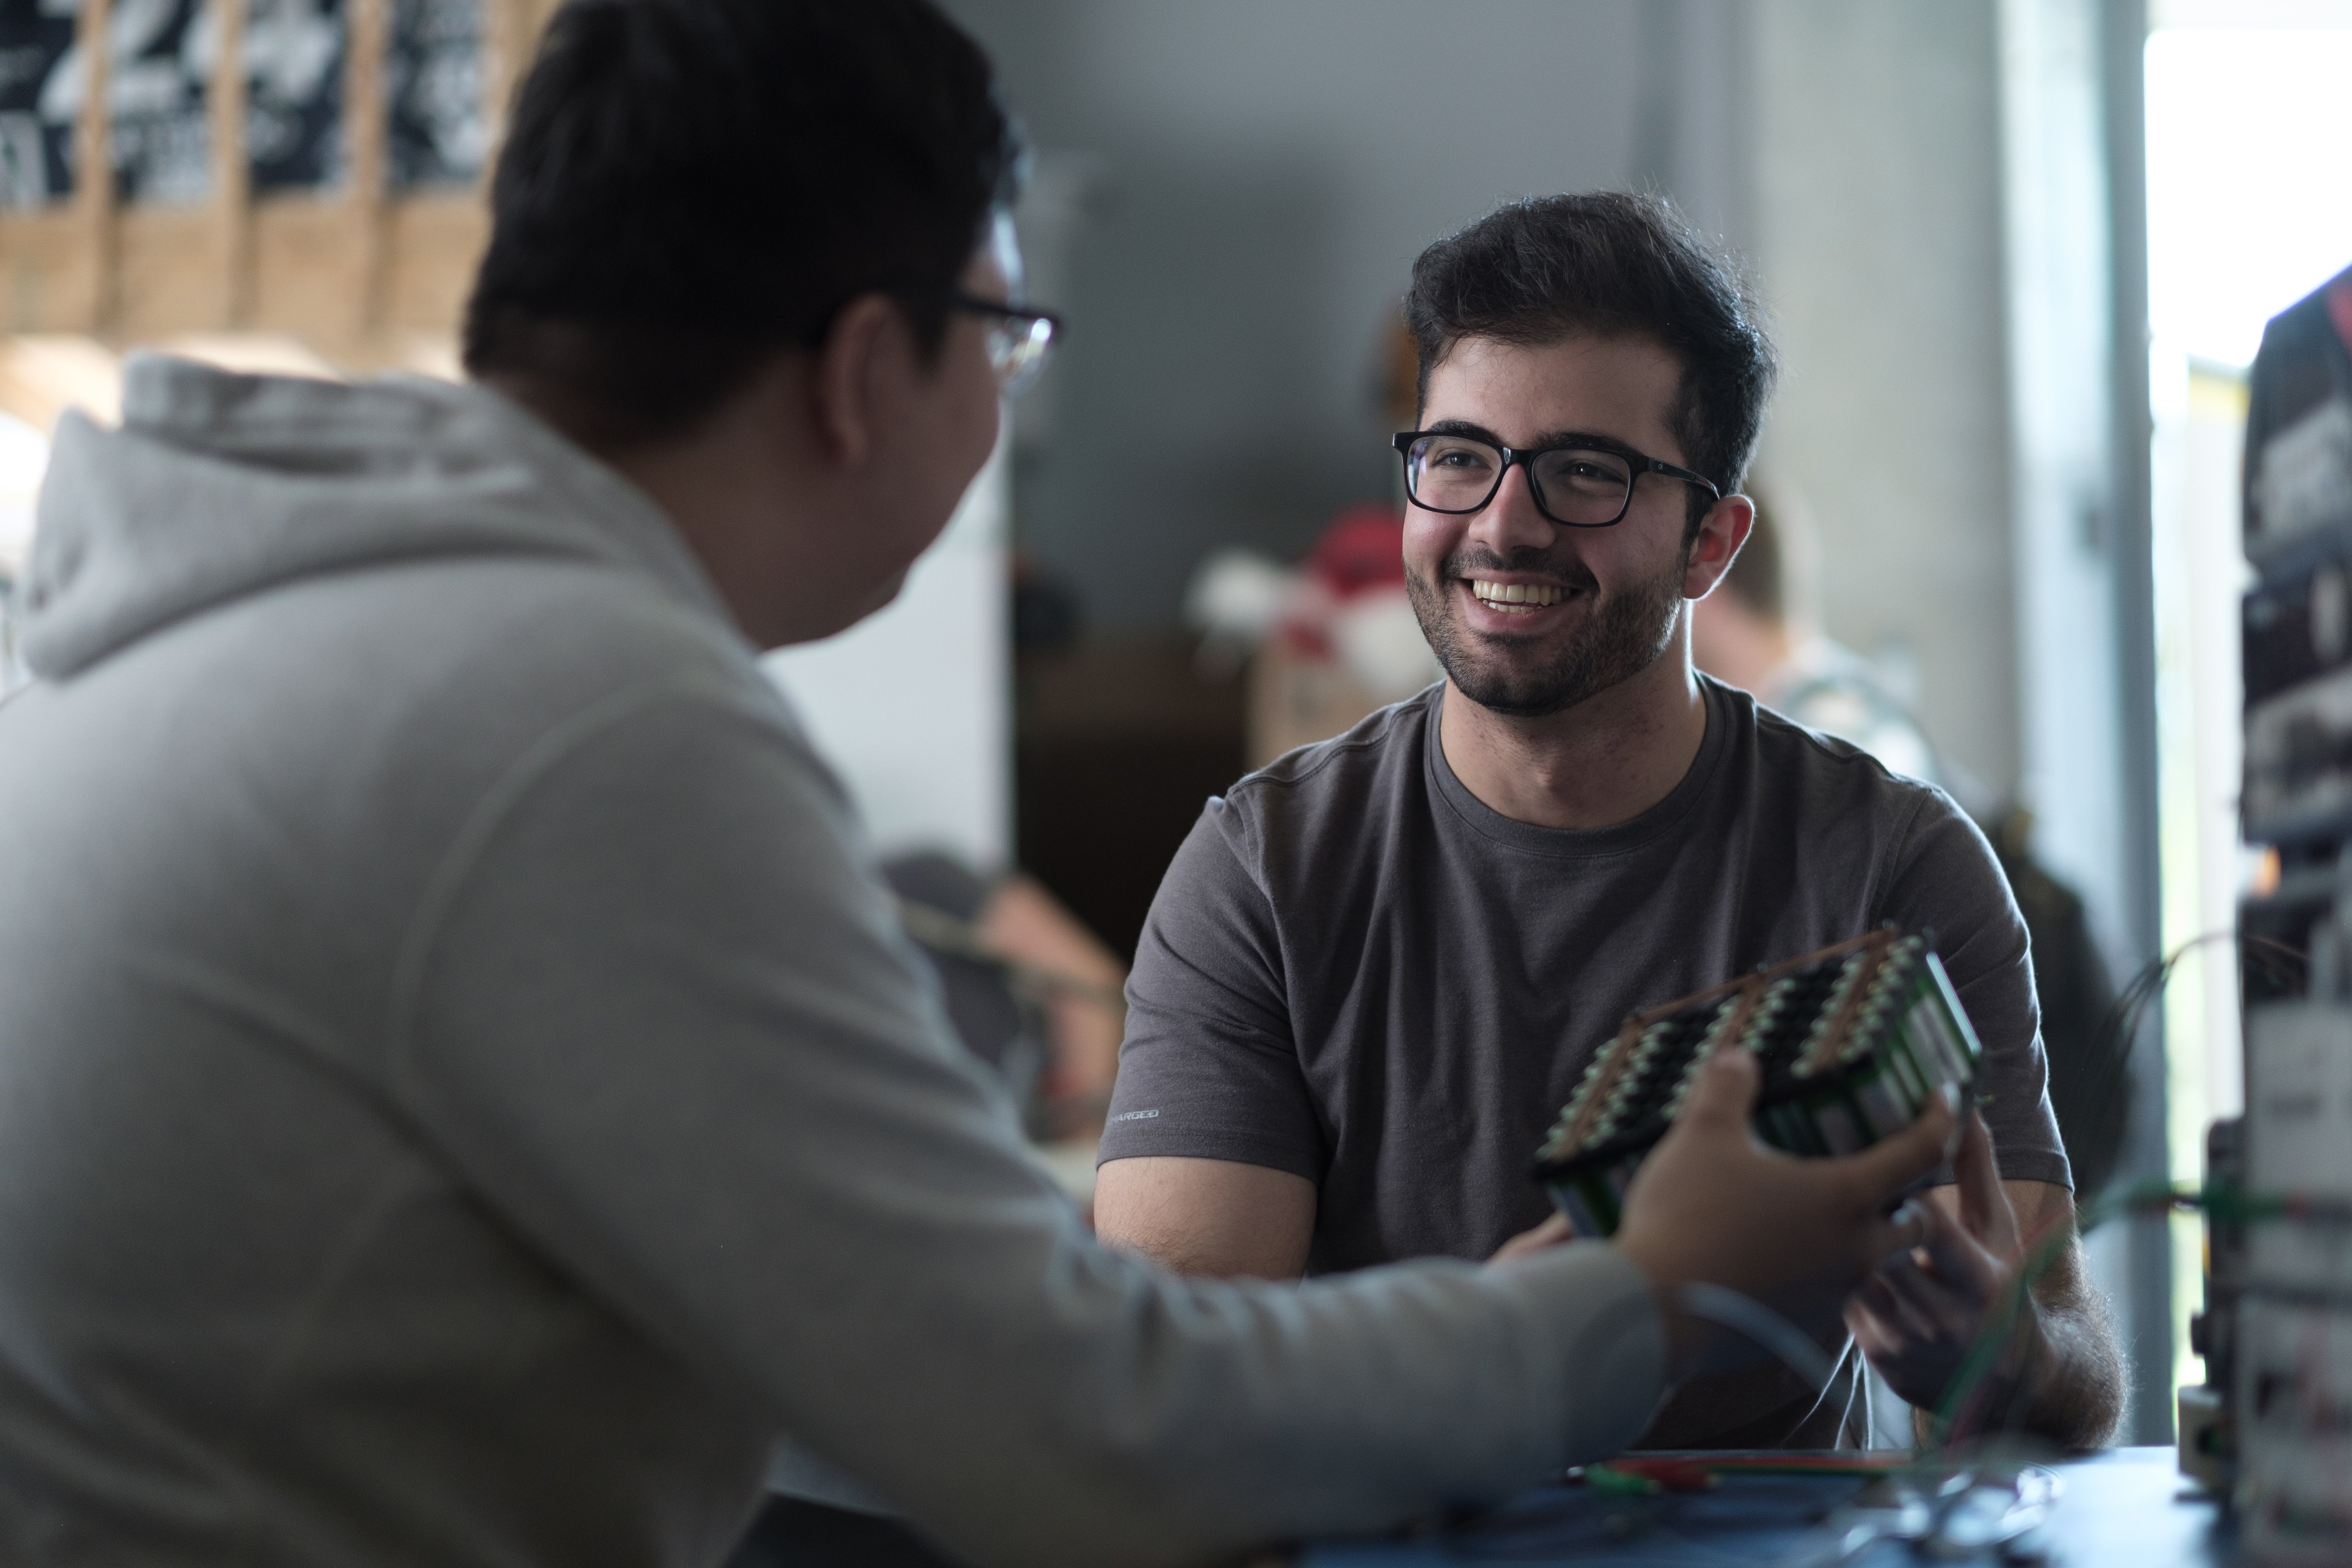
top-left (1610, 1047), bottom-right (1955, 1379)
top-left (1846, 1109), bottom-right (2023, 1412)
top-left (1488, 1210), bottom-right (1573, 1263)
top-left (1848, 1109), bottom-right (2125, 1448)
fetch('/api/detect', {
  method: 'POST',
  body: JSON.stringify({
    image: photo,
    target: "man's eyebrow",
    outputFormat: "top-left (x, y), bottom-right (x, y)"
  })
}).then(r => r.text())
top-left (1422, 418), bottom-right (1646, 460)
top-left (1526, 428), bottom-right (1644, 458)
top-left (1422, 417), bottom-right (1503, 444)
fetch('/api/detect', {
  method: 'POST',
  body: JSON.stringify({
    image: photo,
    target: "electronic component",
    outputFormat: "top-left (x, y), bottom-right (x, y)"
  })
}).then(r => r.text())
top-left (2231, 266), bottom-right (2352, 1558)
top-left (2245, 546), bottom-right (2352, 707)
top-left (2234, 1002), bottom-right (2352, 1550)
top-left (2236, 1292), bottom-right (2352, 1558)
top-left (2243, 266), bottom-right (2352, 572)
top-left (2244, 665), bottom-right (2352, 846)
top-left (1532, 929), bottom-right (1982, 1238)
top-left (2181, 1118), bottom-right (2243, 1492)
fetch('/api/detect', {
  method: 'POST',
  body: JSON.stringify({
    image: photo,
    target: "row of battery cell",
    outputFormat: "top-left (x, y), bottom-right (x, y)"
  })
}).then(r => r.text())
top-left (1754, 969), bottom-right (1975, 1160)
top-left (1544, 946), bottom-right (1868, 1167)
top-left (1543, 950), bottom-right (1980, 1239)
top-left (1548, 1155), bottom-right (1642, 1239)
top-left (1539, 998), bottom-right (1721, 1164)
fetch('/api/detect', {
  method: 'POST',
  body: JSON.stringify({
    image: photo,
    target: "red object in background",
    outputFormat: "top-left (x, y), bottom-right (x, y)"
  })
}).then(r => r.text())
top-left (1305, 505), bottom-right (1406, 599)
top-left (2328, 272), bottom-right (2352, 356)
top-left (1274, 504), bottom-right (1409, 660)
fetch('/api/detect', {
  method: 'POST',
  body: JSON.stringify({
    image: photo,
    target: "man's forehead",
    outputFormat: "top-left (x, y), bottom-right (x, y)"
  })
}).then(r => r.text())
top-left (1422, 332), bottom-right (1683, 452)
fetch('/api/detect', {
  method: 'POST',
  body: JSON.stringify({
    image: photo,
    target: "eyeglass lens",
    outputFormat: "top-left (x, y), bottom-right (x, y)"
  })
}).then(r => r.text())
top-left (1403, 434), bottom-right (1634, 525)
top-left (989, 315), bottom-right (1056, 395)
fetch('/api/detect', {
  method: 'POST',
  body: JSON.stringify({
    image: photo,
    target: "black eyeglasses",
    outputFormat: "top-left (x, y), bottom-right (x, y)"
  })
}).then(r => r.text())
top-left (947, 293), bottom-right (1061, 396)
top-left (1392, 429), bottom-right (1719, 528)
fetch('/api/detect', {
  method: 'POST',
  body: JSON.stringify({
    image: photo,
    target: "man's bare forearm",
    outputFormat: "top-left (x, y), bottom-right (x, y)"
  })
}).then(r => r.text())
top-left (2014, 1236), bottom-right (2126, 1447)
top-left (1914, 1234), bottom-right (2123, 1449)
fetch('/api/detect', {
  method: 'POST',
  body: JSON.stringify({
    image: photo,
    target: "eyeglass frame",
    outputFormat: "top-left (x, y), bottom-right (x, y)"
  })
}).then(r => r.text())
top-left (945, 292), bottom-right (1062, 395)
top-left (1390, 427), bottom-right (1720, 529)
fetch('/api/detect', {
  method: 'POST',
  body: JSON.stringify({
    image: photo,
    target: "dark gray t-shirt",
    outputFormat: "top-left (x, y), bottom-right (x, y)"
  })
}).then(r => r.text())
top-left (1100, 679), bottom-right (2071, 1444)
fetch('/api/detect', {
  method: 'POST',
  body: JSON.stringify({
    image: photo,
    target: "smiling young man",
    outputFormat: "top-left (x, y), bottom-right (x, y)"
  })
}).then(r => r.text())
top-left (1095, 193), bottom-right (2126, 1450)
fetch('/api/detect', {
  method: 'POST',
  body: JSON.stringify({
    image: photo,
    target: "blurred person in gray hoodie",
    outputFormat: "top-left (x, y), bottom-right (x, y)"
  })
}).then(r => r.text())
top-left (0, 3), bottom-right (1958, 1565)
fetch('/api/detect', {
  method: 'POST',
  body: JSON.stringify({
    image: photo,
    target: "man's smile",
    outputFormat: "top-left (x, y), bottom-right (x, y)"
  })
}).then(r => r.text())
top-left (1466, 577), bottom-right (1569, 613)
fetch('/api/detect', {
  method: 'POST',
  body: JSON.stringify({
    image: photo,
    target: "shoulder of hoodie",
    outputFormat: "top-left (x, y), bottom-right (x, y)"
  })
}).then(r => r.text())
top-left (280, 544), bottom-right (825, 800)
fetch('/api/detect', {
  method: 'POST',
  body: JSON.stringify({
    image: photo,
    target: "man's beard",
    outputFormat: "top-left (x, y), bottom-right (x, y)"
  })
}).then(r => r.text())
top-left (1405, 544), bottom-right (1686, 719)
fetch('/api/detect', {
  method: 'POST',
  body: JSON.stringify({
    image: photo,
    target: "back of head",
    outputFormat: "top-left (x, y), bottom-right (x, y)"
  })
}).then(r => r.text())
top-left (1402, 192), bottom-right (1776, 531)
top-left (464, 0), bottom-right (1024, 446)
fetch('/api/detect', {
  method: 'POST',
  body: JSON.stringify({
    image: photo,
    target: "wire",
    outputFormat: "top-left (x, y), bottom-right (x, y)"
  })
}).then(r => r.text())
top-left (1919, 930), bottom-right (2309, 1444)
top-left (1676, 1281), bottom-right (1840, 1394)
top-left (1926, 1175), bottom-right (2346, 1446)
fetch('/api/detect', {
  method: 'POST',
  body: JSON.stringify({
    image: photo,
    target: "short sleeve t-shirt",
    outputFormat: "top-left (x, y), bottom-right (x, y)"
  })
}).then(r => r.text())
top-left (1099, 677), bottom-right (2072, 1446)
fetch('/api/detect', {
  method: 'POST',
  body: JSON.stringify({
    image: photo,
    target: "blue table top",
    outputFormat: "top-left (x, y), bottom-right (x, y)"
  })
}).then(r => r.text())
top-left (1300, 1447), bottom-right (2232, 1566)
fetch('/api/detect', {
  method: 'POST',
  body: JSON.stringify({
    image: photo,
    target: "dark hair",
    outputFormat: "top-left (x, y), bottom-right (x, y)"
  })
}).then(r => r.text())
top-left (1720, 484), bottom-right (1785, 622)
top-left (1403, 192), bottom-right (1776, 534)
top-left (463, 0), bottom-right (1025, 445)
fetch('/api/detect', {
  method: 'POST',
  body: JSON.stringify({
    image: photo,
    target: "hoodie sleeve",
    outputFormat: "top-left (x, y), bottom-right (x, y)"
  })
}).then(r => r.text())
top-left (389, 675), bottom-right (1662, 1568)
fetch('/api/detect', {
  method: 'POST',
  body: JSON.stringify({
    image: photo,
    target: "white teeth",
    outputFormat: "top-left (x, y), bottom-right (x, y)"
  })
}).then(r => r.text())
top-left (1469, 579), bottom-right (1564, 609)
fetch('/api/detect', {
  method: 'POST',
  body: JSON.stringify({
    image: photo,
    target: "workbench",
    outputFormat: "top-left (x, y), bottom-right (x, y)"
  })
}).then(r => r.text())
top-left (1301, 1447), bottom-right (2230, 1566)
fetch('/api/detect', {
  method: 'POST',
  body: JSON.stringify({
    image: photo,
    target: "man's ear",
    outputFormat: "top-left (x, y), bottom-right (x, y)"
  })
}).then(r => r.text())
top-left (1682, 493), bottom-right (1755, 600)
top-left (810, 292), bottom-right (910, 466)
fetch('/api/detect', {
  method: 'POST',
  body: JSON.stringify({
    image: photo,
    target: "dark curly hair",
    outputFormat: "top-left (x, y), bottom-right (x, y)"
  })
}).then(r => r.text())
top-left (1403, 192), bottom-right (1777, 535)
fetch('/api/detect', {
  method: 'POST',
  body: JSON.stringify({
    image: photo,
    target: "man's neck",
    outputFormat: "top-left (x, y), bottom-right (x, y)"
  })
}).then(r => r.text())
top-left (1437, 641), bottom-right (1711, 832)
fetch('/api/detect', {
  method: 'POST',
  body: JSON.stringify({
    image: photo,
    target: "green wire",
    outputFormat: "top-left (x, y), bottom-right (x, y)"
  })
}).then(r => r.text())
top-left (1926, 1178), bottom-right (2312, 1441)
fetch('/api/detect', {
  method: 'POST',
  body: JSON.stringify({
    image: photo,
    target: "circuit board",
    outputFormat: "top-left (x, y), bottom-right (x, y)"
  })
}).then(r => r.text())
top-left (1533, 929), bottom-right (1982, 1238)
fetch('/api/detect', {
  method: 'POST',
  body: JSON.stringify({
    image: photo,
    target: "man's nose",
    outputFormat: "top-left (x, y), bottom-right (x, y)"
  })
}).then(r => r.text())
top-left (1465, 462), bottom-right (1558, 556)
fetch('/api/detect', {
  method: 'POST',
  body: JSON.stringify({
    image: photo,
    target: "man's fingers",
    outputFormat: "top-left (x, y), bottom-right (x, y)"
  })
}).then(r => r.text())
top-left (1845, 1295), bottom-right (1900, 1360)
top-left (1914, 1205), bottom-right (2004, 1301)
top-left (1864, 1194), bottom-right (1934, 1265)
top-left (1953, 1110), bottom-right (2015, 1250)
top-left (1848, 1276), bottom-right (1904, 1337)
top-left (1840, 1087), bottom-right (1958, 1208)
top-left (1488, 1210), bottom-right (1573, 1265)
top-left (1674, 1046), bottom-right (1761, 1134)
top-left (1872, 1252), bottom-right (1960, 1339)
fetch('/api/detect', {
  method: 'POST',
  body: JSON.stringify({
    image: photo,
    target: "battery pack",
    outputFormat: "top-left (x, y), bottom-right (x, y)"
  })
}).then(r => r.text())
top-left (1532, 929), bottom-right (1984, 1238)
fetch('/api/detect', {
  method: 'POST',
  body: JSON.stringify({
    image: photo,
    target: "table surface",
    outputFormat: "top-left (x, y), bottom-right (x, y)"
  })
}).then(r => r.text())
top-left (1300, 1447), bottom-right (2234, 1566)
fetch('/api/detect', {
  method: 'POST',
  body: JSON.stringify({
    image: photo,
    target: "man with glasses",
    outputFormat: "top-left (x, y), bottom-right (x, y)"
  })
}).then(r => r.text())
top-left (0, 9), bottom-right (1973, 1568)
top-left (1096, 193), bottom-right (2125, 1452)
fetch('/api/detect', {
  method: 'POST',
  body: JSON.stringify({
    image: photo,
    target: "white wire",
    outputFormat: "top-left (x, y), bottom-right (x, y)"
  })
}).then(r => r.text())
top-left (1676, 1281), bottom-right (1840, 1394)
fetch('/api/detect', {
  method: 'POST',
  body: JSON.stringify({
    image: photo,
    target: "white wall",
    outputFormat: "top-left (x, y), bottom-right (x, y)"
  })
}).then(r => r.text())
top-left (1750, 0), bottom-right (2022, 802)
top-left (943, 0), bottom-right (1652, 629)
top-left (1999, 0), bottom-right (2131, 944)
top-left (762, 442), bottom-right (1012, 873)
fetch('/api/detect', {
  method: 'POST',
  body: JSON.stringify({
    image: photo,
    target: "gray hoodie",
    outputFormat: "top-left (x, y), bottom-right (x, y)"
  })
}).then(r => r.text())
top-left (0, 358), bottom-right (1662, 1568)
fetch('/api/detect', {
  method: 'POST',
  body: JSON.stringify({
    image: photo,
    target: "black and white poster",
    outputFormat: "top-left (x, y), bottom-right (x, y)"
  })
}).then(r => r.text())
top-left (0, 0), bottom-right (82, 208)
top-left (105, 0), bottom-right (211, 203)
top-left (386, 0), bottom-right (478, 189)
top-left (246, 0), bottom-right (344, 192)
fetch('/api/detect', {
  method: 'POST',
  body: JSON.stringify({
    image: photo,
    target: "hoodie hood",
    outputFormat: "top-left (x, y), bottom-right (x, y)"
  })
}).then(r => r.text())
top-left (20, 355), bottom-right (726, 679)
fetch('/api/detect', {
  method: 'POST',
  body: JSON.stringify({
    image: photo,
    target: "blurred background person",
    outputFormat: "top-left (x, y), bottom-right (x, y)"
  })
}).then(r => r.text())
top-left (1693, 488), bottom-right (2125, 1202)
top-left (1690, 486), bottom-right (1945, 793)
